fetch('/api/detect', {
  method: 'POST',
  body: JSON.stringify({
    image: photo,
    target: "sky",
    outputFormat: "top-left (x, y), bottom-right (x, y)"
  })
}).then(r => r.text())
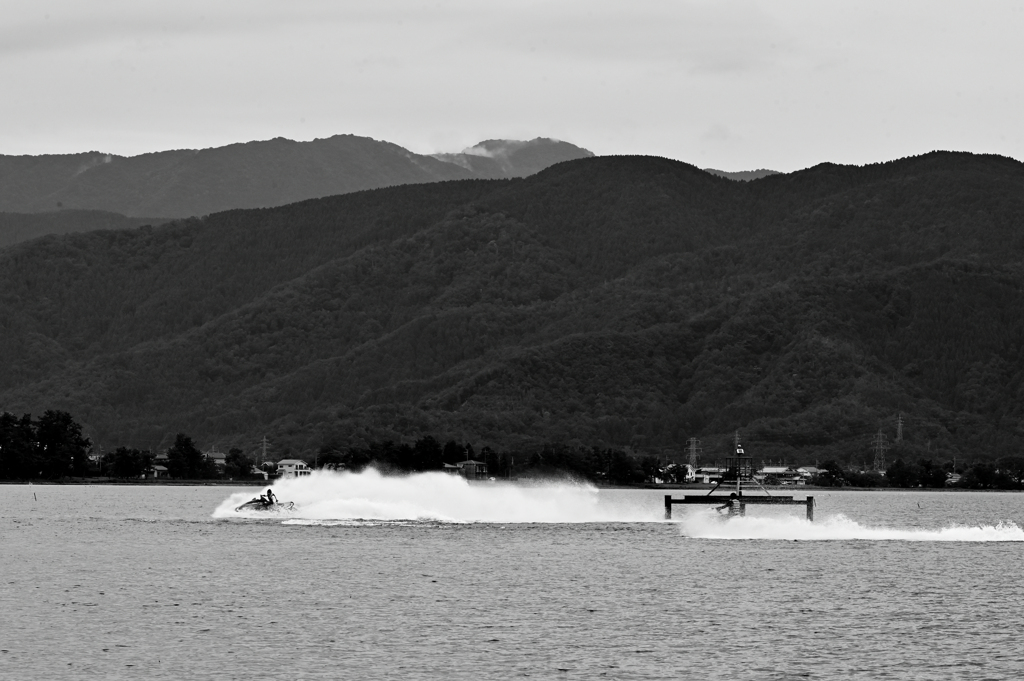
top-left (2, 1), bottom-right (1023, 172)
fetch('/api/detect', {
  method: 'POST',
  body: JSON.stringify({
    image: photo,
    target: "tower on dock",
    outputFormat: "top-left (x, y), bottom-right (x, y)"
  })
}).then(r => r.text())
top-left (722, 430), bottom-right (757, 498)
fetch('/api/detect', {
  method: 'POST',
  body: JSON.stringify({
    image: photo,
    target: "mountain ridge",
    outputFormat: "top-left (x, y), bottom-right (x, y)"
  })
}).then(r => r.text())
top-left (1, 151), bottom-right (1022, 467)
top-left (0, 135), bottom-right (592, 219)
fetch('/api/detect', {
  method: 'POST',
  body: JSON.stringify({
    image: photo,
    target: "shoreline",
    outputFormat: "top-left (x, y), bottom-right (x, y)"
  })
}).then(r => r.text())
top-left (615, 483), bottom-right (1022, 493)
top-left (0, 479), bottom-right (268, 486)
top-left (2, 479), bottom-right (1019, 492)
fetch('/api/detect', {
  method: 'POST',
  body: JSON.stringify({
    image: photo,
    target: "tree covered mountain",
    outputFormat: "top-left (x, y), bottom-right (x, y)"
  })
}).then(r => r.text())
top-left (0, 135), bottom-right (592, 219)
top-left (0, 210), bottom-right (171, 249)
top-left (1, 151), bottom-right (1022, 468)
top-left (703, 168), bottom-right (780, 181)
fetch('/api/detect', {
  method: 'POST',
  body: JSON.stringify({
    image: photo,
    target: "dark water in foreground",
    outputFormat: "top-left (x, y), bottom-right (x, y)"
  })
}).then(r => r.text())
top-left (3, 474), bottom-right (1023, 680)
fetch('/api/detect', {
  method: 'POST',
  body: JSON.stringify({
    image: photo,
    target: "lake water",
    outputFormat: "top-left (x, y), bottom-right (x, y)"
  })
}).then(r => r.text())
top-left (3, 471), bottom-right (1023, 680)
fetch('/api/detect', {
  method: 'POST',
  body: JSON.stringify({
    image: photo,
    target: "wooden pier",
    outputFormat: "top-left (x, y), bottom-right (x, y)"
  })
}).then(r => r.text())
top-left (664, 494), bottom-right (815, 521)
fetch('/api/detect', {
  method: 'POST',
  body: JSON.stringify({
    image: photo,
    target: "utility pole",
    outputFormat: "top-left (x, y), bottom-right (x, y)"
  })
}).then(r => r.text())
top-left (872, 430), bottom-right (889, 472)
top-left (896, 413), bottom-right (904, 443)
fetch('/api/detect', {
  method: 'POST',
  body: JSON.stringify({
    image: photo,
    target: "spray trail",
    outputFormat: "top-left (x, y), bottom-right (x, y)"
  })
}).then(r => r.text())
top-left (677, 511), bottom-right (1024, 542)
top-left (213, 469), bottom-right (660, 523)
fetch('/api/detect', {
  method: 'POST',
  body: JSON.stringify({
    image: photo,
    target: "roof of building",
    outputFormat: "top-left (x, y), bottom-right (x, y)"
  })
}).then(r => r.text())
top-left (277, 459), bottom-right (309, 466)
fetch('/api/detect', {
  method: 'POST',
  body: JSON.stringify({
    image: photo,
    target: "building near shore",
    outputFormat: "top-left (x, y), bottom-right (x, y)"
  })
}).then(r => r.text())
top-left (277, 459), bottom-right (312, 478)
top-left (443, 460), bottom-right (489, 480)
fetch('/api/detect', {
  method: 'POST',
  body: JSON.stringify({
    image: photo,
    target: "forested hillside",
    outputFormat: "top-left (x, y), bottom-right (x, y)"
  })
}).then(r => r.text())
top-left (1, 151), bottom-right (1022, 468)
top-left (0, 135), bottom-right (592, 219)
top-left (0, 210), bottom-right (170, 249)
top-left (703, 168), bottom-right (780, 181)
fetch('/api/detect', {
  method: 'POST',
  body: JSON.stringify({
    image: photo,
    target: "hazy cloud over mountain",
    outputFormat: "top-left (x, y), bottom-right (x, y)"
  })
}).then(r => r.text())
top-left (3, 2), bottom-right (1022, 172)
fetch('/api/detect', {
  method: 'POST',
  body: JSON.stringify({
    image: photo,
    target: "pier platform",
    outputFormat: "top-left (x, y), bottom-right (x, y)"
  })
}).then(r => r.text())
top-left (664, 494), bottom-right (815, 521)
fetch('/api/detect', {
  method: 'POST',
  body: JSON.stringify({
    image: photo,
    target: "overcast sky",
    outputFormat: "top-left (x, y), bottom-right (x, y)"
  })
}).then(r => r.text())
top-left (3, 1), bottom-right (1022, 172)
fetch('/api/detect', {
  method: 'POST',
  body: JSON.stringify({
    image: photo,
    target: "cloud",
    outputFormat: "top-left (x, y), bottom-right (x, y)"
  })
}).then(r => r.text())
top-left (2, 1), bottom-right (1023, 170)
top-left (467, 0), bottom-right (789, 76)
top-left (461, 145), bottom-right (496, 158)
top-left (0, 1), bottom-right (400, 58)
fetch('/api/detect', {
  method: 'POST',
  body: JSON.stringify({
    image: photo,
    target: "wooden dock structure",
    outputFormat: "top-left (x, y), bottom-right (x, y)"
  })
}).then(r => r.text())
top-left (665, 431), bottom-right (815, 521)
top-left (664, 494), bottom-right (815, 521)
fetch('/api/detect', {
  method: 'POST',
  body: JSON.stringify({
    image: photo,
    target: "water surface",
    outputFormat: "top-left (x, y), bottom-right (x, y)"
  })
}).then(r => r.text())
top-left (3, 476), bottom-right (1022, 680)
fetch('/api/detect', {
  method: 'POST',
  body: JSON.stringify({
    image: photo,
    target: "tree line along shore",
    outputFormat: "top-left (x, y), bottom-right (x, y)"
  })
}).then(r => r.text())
top-left (3, 409), bottom-right (1021, 490)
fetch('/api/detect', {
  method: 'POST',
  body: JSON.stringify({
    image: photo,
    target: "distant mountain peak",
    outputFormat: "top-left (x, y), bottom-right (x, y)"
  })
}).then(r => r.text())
top-left (703, 168), bottom-right (780, 181)
top-left (0, 134), bottom-right (591, 218)
top-left (461, 137), bottom-right (566, 155)
top-left (432, 138), bottom-right (594, 179)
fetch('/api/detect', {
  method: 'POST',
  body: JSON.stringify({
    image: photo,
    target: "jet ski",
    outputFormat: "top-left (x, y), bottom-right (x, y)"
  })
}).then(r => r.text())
top-left (235, 493), bottom-right (295, 512)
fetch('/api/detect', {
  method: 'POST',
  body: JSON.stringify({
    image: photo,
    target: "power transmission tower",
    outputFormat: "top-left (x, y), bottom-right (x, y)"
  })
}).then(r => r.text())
top-left (896, 414), bottom-right (904, 442)
top-left (687, 437), bottom-right (702, 471)
top-left (872, 430), bottom-right (889, 472)
top-left (256, 436), bottom-right (269, 467)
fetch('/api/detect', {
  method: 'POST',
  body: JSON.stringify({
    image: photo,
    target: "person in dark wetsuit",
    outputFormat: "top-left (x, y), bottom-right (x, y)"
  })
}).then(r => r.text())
top-left (265, 489), bottom-right (277, 506)
top-left (716, 492), bottom-right (740, 516)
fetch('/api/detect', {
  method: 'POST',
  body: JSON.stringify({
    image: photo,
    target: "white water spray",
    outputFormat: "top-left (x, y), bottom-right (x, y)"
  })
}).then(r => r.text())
top-left (677, 510), bottom-right (1024, 542)
top-left (213, 468), bottom-right (659, 523)
top-left (213, 471), bottom-right (1021, 539)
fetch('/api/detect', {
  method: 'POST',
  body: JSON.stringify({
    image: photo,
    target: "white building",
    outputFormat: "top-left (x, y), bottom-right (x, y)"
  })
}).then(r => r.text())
top-left (276, 459), bottom-right (312, 478)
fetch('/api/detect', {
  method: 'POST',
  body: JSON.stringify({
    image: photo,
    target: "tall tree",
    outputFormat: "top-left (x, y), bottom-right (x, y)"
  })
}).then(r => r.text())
top-left (224, 447), bottom-right (256, 480)
top-left (996, 455), bottom-right (1024, 490)
top-left (413, 436), bottom-right (444, 470)
top-left (442, 440), bottom-right (467, 465)
top-left (104, 447), bottom-right (153, 479)
top-left (165, 433), bottom-right (208, 479)
top-left (0, 412), bottom-right (36, 479)
top-left (35, 410), bottom-right (91, 478)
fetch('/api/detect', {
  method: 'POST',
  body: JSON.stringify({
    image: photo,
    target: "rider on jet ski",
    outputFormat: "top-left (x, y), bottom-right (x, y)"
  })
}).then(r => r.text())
top-left (235, 488), bottom-right (288, 512)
